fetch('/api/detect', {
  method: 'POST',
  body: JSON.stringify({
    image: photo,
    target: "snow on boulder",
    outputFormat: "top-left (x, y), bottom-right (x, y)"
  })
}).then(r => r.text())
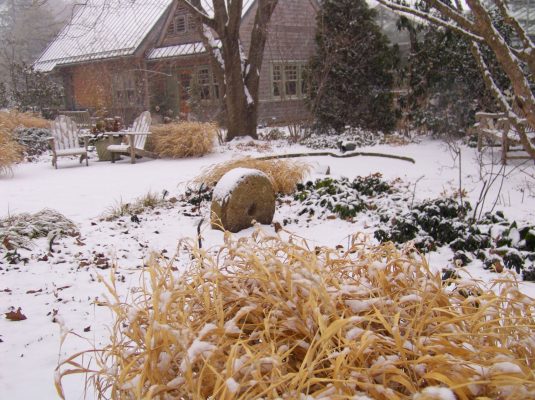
top-left (211, 167), bottom-right (275, 233)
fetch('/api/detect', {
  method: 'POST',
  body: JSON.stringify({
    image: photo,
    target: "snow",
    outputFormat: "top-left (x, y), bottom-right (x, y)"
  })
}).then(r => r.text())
top-left (414, 386), bottom-right (456, 400)
top-left (490, 361), bottom-right (523, 375)
top-left (212, 167), bottom-right (268, 203)
top-left (180, 339), bottom-right (216, 372)
top-left (1, 138), bottom-right (535, 399)
top-left (226, 377), bottom-right (239, 394)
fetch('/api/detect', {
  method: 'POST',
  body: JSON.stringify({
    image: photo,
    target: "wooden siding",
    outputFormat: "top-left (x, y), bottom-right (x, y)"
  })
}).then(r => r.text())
top-left (64, 59), bottom-right (147, 124)
top-left (158, 5), bottom-right (205, 47)
top-left (241, 0), bottom-right (317, 122)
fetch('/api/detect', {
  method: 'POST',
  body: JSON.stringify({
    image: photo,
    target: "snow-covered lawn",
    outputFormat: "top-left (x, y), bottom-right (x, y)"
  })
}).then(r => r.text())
top-left (1, 138), bottom-right (534, 399)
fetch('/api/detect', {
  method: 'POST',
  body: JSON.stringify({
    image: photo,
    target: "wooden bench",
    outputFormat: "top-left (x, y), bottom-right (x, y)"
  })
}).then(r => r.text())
top-left (475, 112), bottom-right (534, 165)
top-left (58, 110), bottom-right (93, 131)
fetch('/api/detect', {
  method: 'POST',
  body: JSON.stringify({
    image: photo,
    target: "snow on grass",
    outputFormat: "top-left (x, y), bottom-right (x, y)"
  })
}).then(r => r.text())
top-left (0, 138), bottom-right (534, 398)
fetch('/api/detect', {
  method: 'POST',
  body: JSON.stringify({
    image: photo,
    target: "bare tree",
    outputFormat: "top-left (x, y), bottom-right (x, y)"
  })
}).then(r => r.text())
top-left (377, 0), bottom-right (535, 161)
top-left (180, 0), bottom-right (278, 140)
top-left (0, 0), bottom-right (69, 94)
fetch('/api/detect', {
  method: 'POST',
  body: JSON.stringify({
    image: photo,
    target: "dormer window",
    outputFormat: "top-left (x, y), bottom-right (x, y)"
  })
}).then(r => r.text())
top-left (167, 12), bottom-right (197, 36)
top-left (175, 15), bottom-right (186, 33)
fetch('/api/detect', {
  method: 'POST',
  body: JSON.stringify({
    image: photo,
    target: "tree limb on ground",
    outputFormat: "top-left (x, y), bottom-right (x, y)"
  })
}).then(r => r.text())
top-left (256, 151), bottom-right (415, 164)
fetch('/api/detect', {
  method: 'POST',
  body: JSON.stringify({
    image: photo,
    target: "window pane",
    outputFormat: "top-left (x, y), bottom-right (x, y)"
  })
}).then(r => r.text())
top-left (272, 65), bottom-right (282, 97)
top-left (286, 81), bottom-right (297, 96)
top-left (198, 68), bottom-right (209, 85)
top-left (273, 82), bottom-right (280, 97)
top-left (285, 65), bottom-right (298, 96)
top-left (285, 65), bottom-right (297, 81)
top-left (273, 65), bottom-right (281, 81)
top-left (301, 69), bottom-right (307, 97)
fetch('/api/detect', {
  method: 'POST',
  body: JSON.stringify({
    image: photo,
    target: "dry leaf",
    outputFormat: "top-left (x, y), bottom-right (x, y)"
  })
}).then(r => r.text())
top-left (5, 308), bottom-right (27, 321)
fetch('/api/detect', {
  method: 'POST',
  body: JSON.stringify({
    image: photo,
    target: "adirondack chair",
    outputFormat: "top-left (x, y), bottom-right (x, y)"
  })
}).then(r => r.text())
top-left (107, 111), bottom-right (153, 164)
top-left (49, 115), bottom-right (89, 169)
top-left (58, 110), bottom-right (93, 131)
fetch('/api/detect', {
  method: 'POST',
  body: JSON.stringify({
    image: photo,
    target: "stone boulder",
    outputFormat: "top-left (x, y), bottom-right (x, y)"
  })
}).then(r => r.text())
top-left (211, 168), bottom-right (276, 233)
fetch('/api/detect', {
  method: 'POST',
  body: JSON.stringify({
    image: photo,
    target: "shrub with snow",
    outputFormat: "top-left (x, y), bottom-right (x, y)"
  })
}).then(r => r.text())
top-left (13, 127), bottom-right (51, 159)
top-left (300, 129), bottom-right (383, 150)
top-left (0, 209), bottom-right (77, 254)
top-left (290, 174), bottom-right (393, 221)
top-left (375, 200), bottom-right (535, 281)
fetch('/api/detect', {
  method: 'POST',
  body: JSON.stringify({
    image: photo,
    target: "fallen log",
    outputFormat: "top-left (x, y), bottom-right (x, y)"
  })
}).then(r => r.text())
top-left (255, 151), bottom-right (415, 164)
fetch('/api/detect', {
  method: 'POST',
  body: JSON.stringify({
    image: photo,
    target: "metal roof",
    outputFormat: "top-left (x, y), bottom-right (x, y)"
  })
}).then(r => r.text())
top-left (34, 0), bottom-right (258, 72)
top-left (34, 0), bottom-right (173, 72)
top-left (147, 40), bottom-right (222, 60)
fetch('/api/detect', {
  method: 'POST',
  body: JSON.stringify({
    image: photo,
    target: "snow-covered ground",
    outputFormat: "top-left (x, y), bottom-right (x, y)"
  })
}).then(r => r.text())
top-left (1, 138), bottom-right (534, 399)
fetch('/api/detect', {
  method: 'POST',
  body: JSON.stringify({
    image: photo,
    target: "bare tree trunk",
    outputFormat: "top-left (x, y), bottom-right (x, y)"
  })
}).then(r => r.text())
top-left (181, 0), bottom-right (278, 141)
top-left (220, 34), bottom-right (258, 140)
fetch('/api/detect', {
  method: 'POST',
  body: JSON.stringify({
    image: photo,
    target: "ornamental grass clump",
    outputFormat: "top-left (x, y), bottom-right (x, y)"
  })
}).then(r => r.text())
top-left (150, 122), bottom-right (217, 158)
top-left (195, 157), bottom-right (311, 195)
top-left (0, 125), bottom-right (24, 175)
top-left (56, 230), bottom-right (535, 399)
top-left (0, 209), bottom-right (77, 250)
top-left (0, 110), bottom-right (49, 130)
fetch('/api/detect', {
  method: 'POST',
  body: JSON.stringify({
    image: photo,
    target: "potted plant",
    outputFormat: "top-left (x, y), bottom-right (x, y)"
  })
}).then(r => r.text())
top-left (90, 117), bottom-right (124, 161)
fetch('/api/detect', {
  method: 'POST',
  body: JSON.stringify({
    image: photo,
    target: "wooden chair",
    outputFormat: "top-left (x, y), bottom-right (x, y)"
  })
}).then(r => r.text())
top-left (107, 111), bottom-right (154, 164)
top-left (58, 110), bottom-right (93, 131)
top-left (48, 115), bottom-right (89, 169)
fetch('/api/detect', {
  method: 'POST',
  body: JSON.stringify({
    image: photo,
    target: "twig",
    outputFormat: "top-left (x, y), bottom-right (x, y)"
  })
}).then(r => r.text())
top-left (197, 218), bottom-right (204, 249)
top-left (410, 175), bottom-right (425, 208)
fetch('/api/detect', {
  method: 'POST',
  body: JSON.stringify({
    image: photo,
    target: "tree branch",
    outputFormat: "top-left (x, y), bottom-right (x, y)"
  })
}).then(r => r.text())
top-left (376, 0), bottom-right (484, 42)
top-left (180, 0), bottom-right (217, 30)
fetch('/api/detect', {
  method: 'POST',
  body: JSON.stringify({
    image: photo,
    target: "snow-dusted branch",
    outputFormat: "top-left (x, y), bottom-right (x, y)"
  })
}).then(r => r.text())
top-left (378, 0), bottom-right (535, 161)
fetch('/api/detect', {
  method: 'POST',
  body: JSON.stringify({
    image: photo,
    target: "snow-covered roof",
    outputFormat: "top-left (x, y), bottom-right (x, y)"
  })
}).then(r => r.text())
top-left (147, 40), bottom-right (222, 60)
top-left (34, 0), bottom-right (257, 72)
top-left (34, 0), bottom-right (173, 72)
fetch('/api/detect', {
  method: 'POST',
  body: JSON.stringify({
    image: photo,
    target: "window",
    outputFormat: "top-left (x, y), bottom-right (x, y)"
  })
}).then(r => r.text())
top-left (284, 65), bottom-right (298, 97)
top-left (167, 12), bottom-right (197, 35)
top-left (271, 62), bottom-right (307, 99)
top-left (198, 68), bottom-right (210, 100)
top-left (175, 15), bottom-right (186, 33)
top-left (272, 65), bottom-right (282, 97)
top-left (112, 71), bottom-right (137, 105)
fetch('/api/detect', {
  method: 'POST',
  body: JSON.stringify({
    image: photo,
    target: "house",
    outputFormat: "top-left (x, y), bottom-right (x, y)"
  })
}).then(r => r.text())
top-left (34, 0), bottom-right (319, 125)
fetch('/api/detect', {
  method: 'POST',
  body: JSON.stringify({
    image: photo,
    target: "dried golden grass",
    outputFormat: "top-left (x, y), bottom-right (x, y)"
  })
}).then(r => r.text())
top-left (56, 230), bottom-right (535, 399)
top-left (195, 157), bottom-right (311, 195)
top-left (150, 122), bottom-right (217, 158)
top-left (0, 126), bottom-right (24, 175)
top-left (0, 110), bottom-right (49, 130)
